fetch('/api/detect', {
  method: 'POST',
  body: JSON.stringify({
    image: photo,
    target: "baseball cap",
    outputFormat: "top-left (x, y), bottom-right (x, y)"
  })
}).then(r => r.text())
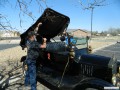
top-left (27, 31), bottom-right (36, 37)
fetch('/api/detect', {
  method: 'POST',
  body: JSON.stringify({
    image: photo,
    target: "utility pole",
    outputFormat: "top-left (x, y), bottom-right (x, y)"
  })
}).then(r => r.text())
top-left (78, 0), bottom-right (106, 39)
top-left (90, 7), bottom-right (94, 38)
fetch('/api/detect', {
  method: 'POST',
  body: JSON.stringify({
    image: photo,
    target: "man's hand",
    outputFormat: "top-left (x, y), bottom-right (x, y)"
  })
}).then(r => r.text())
top-left (40, 38), bottom-right (47, 48)
top-left (43, 38), bottom-right (47, 43)
top-left (37, 22), bottom-right (42, 27)
top-left (35, 22), bottom-right (42, 32)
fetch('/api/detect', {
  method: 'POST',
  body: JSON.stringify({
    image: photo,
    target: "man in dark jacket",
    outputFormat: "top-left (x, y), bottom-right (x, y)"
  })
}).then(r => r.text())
top-left (24, 24), bottom-right (47, 90)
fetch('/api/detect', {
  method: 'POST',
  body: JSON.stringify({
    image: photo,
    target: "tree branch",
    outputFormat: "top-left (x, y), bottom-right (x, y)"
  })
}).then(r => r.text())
top-left (79, 0), bottom-right (107, 10)
top-left (0, 14), bottom-right (13, 30)
top-left (1, 0), bottom-right (48, 30)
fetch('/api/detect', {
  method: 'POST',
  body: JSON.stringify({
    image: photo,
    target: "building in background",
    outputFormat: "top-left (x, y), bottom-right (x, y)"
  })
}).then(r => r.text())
top-left (0, 30), bottom-right (20, 37)
top-left (68, 29), bottom-right (91, 37)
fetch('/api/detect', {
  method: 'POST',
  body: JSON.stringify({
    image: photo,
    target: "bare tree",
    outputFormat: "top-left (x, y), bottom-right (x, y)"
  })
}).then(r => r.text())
top-left (0, 0), bottom-right (48, 30)
top-left (16, 0), bottom-right (48, 27)
top-left (0, 14), bottom-right (13, 30)
top-left (78, 0), bottom-right (107, 38)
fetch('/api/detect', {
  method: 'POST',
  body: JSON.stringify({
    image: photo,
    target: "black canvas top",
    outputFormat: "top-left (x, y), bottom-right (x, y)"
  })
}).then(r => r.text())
top-left (27, 8), bottom-right (70, 39)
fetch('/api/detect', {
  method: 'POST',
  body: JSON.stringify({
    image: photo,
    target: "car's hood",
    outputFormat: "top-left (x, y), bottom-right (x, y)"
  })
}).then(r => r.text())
top-left (80, 54), bottom-right (111, 66)
top-left (27, 8), bottom-right (70, 39)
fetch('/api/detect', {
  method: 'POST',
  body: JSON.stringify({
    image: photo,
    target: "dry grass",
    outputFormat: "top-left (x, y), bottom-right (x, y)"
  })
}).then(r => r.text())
top-left (0, 46), bottom-right (27, 63)
top-left (88, 41), bottom-right (114, 49)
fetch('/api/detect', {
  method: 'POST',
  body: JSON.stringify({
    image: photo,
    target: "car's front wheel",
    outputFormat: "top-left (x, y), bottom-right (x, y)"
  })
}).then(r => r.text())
top-left (84, 88), bottom-right (98, 90)
top-left (73, 84), bottom-right (102, 90)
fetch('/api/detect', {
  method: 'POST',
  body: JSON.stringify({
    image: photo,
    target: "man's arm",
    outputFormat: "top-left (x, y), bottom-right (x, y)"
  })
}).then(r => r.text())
top-left (40, 42), bottom-right (46, 48)
top-left (40, 38), bottom-right (47, 48)
top-left (34, 22), bottom-right (42, 32)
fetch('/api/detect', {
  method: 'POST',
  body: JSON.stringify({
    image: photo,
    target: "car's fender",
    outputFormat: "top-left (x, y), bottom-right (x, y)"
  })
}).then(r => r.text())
top-left (73, 77), bottom-right (114, 90)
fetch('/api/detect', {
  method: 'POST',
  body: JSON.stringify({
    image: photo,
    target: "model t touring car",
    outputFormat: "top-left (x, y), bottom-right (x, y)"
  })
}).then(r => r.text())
top-left (20, 8), bottom-right (120, 90)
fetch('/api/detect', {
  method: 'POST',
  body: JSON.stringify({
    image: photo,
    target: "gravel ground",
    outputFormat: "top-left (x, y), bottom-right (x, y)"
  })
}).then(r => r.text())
top-left (0, 59), bottom-right (49, 90)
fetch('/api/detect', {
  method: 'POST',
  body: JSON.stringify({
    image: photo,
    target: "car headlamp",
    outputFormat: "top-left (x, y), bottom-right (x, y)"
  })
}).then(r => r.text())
top-left (112, 75), bottom-right (117, 85)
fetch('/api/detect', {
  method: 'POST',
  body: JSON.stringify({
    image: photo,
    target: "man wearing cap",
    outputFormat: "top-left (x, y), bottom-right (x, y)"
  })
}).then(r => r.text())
top-left (25, 22), bottom-right (46, 90)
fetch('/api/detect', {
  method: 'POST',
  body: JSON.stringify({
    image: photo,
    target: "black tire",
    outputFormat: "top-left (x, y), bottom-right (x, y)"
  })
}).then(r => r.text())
top-left (73, 84), bottom-right (102, 90)
top-left (74, 87), bottom-right (99, 90)
top-left (84, 88), bottom-right (98, 90)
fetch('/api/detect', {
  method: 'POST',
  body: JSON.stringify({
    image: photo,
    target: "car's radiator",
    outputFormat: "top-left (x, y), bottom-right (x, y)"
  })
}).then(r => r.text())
top-left (46, 42), bottom-right (67, 52)
top-left (80, 63), bottom-right (94, 77)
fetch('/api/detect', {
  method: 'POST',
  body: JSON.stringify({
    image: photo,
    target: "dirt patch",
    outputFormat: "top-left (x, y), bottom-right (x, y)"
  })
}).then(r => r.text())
top-left (88, 41), bottom-right (114, 49)
top-left (0, 46), bottom-right (27, 63)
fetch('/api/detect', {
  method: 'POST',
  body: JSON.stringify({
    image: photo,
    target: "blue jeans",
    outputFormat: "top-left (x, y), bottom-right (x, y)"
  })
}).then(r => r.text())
top-left (25, 59), bottom-right (36, 90)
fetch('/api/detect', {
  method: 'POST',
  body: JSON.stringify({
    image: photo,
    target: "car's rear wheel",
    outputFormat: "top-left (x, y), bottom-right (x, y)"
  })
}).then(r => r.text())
top-left (74, 87), bottom-right (99, 90)
top-left (85, 88), bottom-right (98, 90)
top-left (73, 84), bottom-right (102, 90)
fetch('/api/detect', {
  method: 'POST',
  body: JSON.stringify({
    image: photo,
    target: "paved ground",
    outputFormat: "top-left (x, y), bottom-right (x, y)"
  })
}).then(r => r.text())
top-left (94, 42), bottom-right (120, 60)
top-left (0, 39), bottom-right (19, 50)
top-left (0, 44), bottom-right (18, 51)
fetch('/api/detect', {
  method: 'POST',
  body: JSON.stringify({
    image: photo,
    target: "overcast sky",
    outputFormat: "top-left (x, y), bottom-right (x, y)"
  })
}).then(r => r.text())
top-left (1, 0), bottom-right (120, 33)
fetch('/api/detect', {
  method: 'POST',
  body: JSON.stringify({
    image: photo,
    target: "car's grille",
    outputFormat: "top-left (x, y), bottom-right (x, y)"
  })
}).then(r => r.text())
top-left (80, 63), bottom-right (94, 76)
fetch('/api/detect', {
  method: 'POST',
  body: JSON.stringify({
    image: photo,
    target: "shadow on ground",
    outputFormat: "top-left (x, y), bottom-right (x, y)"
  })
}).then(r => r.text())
top-left (0, 60), bottom-right (24, 90)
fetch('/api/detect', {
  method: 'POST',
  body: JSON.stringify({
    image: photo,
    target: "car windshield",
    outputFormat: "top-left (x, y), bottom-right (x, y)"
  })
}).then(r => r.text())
top-left (74, 37), bottom-right (88, 49)
top-left (52, 36), bottom-right (88, 49)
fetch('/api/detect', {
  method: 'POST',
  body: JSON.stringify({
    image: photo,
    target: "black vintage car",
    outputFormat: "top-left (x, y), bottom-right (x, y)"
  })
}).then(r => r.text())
top-left (20, 8), bottom-right (120, 90)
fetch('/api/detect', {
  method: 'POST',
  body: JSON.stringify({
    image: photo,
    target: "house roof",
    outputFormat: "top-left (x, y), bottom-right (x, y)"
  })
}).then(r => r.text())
top-left (67, 29), bottom-right (89, 33)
